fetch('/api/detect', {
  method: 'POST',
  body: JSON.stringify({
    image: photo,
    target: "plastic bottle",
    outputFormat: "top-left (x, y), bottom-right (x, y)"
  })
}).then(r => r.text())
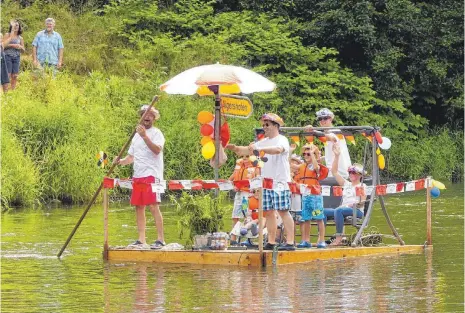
top-left (241, 197), bottom-right (248, 217)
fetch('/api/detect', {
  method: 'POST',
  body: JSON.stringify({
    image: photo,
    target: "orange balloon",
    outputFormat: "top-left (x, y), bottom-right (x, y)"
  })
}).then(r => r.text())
top-left (200, 124), bottom-right (214, 136)
top-left (200, 136), bottom-right (212, 146)
top-left (197, 111), bottom-right (214, 124)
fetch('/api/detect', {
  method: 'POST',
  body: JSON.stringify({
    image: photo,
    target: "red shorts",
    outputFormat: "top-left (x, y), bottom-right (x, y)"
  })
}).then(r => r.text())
top-left (130, 176), bottom-right (160, 206)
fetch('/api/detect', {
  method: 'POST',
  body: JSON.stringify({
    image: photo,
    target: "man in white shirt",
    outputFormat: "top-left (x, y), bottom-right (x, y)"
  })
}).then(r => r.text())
top-left (226, 113), bottom-right (295, 251)
top-left (307, 108), bottom-right (352, 179)
top-left (115, 105), bottom-right (166, 249)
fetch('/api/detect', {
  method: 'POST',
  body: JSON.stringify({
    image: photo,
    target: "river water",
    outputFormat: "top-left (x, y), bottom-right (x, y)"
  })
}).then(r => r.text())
top-left (2, 183), bottom-right (463, 312)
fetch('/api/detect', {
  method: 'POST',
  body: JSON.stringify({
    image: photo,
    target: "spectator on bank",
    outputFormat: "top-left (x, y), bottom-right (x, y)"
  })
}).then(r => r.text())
top-left (0, 34), bottom-right (10, 93)
top-left (3, 20), bottom-right (25, 90)
top-left (32, 17), bottom-right (64, 75)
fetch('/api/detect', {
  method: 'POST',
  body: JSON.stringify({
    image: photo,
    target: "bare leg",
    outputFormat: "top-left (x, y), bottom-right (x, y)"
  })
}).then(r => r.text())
top-left (135, 206), bottom-right (146, 243)
top-left (317, 220), bottom-right (325, 243)
top-left (10, 74), bottom-right (17, 90)
top-left (149, 203), bottom-right (164, 243)
top-left (265, 210), bottom-right (277, 244)
top-left (278, 210), bottom-right (295, 245)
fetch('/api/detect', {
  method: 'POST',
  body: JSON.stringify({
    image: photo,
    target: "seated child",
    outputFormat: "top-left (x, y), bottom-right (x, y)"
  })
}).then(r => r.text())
top-left (230, 195), bottom-right (269, 245)
top-left (294, 143), bottom-right (329, 248)
top-left (325, 143), bottom-right (367, 246)
top-left (229, 155), bottom-right (260, 245)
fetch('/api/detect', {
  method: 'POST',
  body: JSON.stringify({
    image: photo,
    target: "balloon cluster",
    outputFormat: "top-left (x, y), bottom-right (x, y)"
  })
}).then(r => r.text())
top-left (249, 149), bottom-right (268, 168)
top-left (197, 111), bottom-right (230, 160)
top-left (430, 179), bottom-right (446, 198)
top-left (375, 134), bottom-right (392, 170)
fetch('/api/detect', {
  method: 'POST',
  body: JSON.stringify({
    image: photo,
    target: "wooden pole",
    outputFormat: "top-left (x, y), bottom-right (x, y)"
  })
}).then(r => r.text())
top-left (103, 188), bottom-right (109, 260)
top-left (426, 176), bottom-right (432, 245)
top-left (57, 95), bottom-right (160, 258)
top-left (258, 185), bottom-right (264, 266)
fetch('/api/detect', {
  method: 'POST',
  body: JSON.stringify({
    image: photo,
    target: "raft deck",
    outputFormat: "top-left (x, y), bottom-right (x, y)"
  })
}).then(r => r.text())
top-left (107, 245), bottom-right (426, 267)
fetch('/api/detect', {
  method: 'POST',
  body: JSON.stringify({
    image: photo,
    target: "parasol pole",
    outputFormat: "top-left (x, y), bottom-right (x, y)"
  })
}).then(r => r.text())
top-left (209, 85), bottom-right (221, 183)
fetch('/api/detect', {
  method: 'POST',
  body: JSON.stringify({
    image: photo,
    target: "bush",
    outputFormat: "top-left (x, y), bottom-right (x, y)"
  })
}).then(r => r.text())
top-left (170, 192), bottom-right (228, 246)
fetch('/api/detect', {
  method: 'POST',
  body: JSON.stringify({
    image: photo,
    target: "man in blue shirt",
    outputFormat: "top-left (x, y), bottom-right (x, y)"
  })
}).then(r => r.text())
top-left (32, 18), bottom-right (64, 70)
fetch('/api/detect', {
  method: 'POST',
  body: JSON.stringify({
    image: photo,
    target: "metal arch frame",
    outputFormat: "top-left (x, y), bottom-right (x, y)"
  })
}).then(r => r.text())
top-left (274, 126), bottom-right (404, 247)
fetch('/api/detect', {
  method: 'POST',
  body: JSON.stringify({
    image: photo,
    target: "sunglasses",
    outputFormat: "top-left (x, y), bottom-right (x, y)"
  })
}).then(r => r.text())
top-left (302, 152), bottom-right (313, 157)
top-left (262, 122), bottom-right (276, 128)
top-left (318, 116), bottom-right (331, 122)
top-left (348, 171), bottom-right (360, 175)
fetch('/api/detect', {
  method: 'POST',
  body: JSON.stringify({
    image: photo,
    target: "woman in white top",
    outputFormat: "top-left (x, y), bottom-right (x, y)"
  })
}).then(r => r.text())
top-left (324, 143), bottom-right (367, 246)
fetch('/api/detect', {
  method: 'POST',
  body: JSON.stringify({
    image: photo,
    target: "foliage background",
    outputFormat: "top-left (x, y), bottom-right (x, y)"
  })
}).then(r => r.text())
top-left (1, 0), bottom-right (463, 208)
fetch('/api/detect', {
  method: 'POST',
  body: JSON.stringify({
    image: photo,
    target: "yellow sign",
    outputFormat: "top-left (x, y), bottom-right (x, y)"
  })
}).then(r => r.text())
top-left (220, 96), bottom-right (253, 118)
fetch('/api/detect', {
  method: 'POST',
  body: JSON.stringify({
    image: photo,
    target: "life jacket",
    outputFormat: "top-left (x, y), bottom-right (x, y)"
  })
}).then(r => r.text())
top-left (248, 196), bottom-right (259, 220)
top-left (232, 160), bottom-right (257, 191)
top-left (294, 163), bottom-right (329, 187)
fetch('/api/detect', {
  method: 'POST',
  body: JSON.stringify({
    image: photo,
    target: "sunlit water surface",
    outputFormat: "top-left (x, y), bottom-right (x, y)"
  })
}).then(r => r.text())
top-left (2, 183), bottom-right (463, 312)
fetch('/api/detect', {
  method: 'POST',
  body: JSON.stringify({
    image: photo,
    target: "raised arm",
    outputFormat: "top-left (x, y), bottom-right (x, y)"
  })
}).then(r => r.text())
top-left (225, 144), bottom-right (250, 156)
top-left (309, 145), bottom-right (320, 172)
top-left (331, 143), bottom-right (346, 186)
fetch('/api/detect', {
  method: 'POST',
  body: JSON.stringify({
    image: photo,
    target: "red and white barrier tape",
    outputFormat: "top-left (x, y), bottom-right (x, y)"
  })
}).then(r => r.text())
top-left (103, 177), bottom-right (429, 196)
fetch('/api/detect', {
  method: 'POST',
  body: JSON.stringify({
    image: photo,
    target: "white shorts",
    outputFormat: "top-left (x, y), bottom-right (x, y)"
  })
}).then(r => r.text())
top-left (232, 191), bottom-right (251, 219)
top-left (290, 194), bottom-right (302, 212)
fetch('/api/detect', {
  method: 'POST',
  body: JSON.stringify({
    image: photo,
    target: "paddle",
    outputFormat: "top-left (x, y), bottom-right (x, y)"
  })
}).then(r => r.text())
top-left (57, 96), bottom-right (160, 258)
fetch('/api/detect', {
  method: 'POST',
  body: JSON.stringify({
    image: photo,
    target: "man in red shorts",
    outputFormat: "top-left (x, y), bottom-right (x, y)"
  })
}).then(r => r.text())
top-left (115, 104), bottom-right (166, 249)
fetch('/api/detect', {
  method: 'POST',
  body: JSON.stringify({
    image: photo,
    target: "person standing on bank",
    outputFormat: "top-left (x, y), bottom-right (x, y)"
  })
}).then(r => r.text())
top-left (3, 20), bottom-right (25, 90)
top-left (114, 105), bottom-right (166, 249)
top-left (32, 18), bottom-right (64, 73)
top-left (0, 34), bottom-right (10, 93)
top-left (226, 113), bottom-right (295, 251)
top-left (306, 108), bottom-right (352, 178)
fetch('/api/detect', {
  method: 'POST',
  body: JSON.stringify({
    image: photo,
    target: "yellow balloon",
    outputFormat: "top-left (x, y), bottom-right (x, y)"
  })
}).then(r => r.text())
top-left (258, 160), bottom-right (265, 168)
top-left (378, 154), bottom-right (385, 170)
top-left (200, 136), bottom-right (212, 146)
top-left (201, 141), bottom-right (215, 160)
top-left (197, 111), bottom-right (214, 124)
top-left (432, 180), bottom-right (446, 190)
top-left (376, 148), bottom-right (381, 155)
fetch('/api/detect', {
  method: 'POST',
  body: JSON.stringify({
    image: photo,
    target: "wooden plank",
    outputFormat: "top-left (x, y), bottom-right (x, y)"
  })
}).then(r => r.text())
top-left (426, 177), bottom-right (432, 245)
top-left (103, 188), bottom-right (109, 261)
top-left (108, 245), bottom-right (425, 267)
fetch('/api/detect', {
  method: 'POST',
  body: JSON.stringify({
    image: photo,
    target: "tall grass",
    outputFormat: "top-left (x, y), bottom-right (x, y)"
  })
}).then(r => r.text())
top-left (1, 1), bottom-right (462, 208)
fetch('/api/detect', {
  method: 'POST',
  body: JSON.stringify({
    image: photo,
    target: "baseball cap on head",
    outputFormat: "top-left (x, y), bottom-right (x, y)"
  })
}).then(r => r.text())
top-left (348, 163), bottom-right (367, 175)
top-left (260, 113), bottom-right (284, 126)
top-left (316, 108), bottom-right (334, 119)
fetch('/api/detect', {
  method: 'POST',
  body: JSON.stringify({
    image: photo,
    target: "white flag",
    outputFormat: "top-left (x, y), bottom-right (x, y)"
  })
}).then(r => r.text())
top-left (321, 185), bottom-right (331, 196)
top-left (387, 183), bottom-right (397, 194)
top-left (405, 181), bottom-right (415, 191)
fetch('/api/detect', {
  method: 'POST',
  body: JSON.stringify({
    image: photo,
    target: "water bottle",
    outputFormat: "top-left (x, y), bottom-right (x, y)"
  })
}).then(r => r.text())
top-left (241, 196), bottom-right (248, 217)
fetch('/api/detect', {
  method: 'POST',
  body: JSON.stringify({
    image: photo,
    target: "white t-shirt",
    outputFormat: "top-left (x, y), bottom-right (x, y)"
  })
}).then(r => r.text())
top-left (255, 134), bottom-right (291, 185)
top-left (128, 127), bottom-right (165, 179)
top-left (325, 134), bottom-right (351, 179)
top-left (340, 181), bottom-right (366, 210)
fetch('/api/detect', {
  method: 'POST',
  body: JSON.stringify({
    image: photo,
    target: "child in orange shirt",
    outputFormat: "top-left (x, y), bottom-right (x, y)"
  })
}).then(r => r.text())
top-left (294, 144), bottom-right (328, 248)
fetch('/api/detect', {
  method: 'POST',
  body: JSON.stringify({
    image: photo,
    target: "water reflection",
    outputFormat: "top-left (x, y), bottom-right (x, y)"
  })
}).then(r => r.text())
top-left (2, 183), bottom-right (463, 312)
top-left (102, 252), bottom-right (441, 313)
